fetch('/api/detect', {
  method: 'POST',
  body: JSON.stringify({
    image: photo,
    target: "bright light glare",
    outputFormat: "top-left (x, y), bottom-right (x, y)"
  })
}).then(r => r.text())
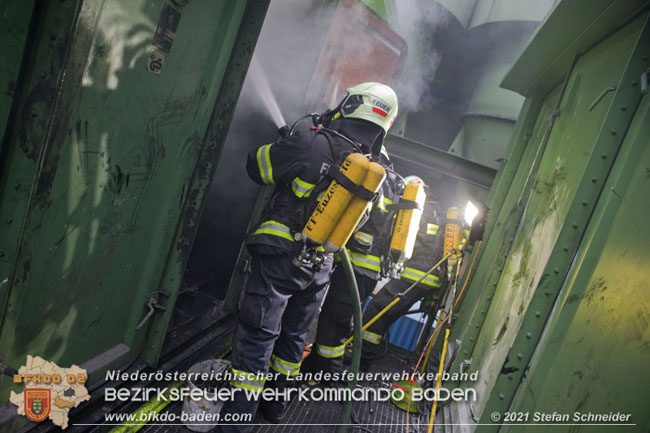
top-left (465, 201), bottom-right (479, 226)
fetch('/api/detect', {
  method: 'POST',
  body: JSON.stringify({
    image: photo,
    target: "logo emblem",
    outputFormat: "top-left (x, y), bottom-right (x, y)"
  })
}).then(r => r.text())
top-left (25, 389), bottom-right (51, 422)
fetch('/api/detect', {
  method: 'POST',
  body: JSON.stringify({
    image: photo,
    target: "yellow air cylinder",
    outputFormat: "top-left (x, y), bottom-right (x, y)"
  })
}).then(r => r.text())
top-left (443, 206), bottom-right (463, 256)
top-left (444, 206), bottom-right (463, 280)
top-left (389, 181), bottom-right (426, 264)
top-left (324, 161), bottom-right (386, 253)
top-left (302, 153), bottom-right (369, 245)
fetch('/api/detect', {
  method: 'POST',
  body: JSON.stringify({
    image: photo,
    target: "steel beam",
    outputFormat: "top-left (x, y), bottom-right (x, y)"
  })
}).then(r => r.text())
top-left (384, 134), bottom-right (497, 189)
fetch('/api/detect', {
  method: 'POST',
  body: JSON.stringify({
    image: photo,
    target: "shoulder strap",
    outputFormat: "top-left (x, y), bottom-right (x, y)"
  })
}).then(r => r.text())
top-left (326, 165), bottom-right (375, 201)
top-left (295, 129), bottom-right (358, 226)
top-left (318, 127), bottom-right (364, 159)
top-left (314, 128), bottom-right (376, 201)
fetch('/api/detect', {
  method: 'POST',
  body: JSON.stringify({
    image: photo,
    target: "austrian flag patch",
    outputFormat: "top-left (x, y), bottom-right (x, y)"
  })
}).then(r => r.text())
top-left (371, 97), bottom-right (391, 117)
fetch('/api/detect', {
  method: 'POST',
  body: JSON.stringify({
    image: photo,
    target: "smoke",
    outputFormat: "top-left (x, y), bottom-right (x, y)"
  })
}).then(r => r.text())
top-left (243, 0), bottom-right (453, 127)
top-left (235, 0), bottom-right (452, 127)
top-left (187, 0), bottom-right (450, 288)
top-left (392, 0), bottom-right (448, 113)
top-left (187, 0), bottom-right (336, 289)
top-left (248, 0), bottom-right (338, 125)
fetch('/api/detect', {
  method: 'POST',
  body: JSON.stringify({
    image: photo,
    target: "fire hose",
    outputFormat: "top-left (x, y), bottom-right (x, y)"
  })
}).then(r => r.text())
top-left (337, 248), bottom-right (363, 433)
top-left (343, 249), bottom-right (456, 347)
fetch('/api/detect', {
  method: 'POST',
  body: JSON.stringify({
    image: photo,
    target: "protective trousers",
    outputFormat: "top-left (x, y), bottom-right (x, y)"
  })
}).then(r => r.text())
top-left (217, 253), bottom-right (332, 433)
top-left (360, 278), bottom-right (435, 369)
top-left (305, 264), bottom-right (378, 374)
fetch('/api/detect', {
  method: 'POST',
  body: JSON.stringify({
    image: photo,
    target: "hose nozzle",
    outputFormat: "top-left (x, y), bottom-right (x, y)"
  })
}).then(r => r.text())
top-left (278, 125), bottom-right (290, 137)
top-left (311, 112), bottom-right (323, 127)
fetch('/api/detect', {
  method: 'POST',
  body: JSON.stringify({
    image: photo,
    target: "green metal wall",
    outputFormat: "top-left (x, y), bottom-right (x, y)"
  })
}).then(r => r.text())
top-left (0, 0), bottom-right (269, 406)
top-left (0, 0), bottom-right (38, 146)
top-left (449, 84), bottom-right (561, 372)
top-left (473, 15), bottom-right (640, 414)
top-left (504, 60), bottom-right (650, 433)
top-left (446, 0), bottom-right (650, 430)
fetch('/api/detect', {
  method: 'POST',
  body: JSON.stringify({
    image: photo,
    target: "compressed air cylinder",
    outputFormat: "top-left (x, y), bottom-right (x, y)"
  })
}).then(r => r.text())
top-left (443, 207), bottom-right (463, 256)
top-left (323, 162), bottom-right (386, 253)
top-left (389, 181), bottom-right (426, 265)
top-left (444, 206), bottom-right (463, 280)
top-left (302, 153), bottom-right (369, 246)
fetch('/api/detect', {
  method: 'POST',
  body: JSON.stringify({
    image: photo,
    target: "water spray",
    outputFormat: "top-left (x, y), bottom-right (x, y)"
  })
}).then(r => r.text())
top-left (249, 55), bottom-right (286, 129)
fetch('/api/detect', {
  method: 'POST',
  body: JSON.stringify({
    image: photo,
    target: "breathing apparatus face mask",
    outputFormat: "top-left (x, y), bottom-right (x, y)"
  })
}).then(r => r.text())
top-left (313, 93), bottom-right (349, 128)
top-left (312, 92), bottom-right (385, 156)
top-left (288, 101), bottom-right (348, 136)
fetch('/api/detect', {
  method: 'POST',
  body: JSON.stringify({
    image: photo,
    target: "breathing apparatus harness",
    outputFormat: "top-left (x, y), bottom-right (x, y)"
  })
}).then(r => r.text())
top-left (281, 98), bottom-right (412, 269)
top-left (284, 121), bottom-right (383, 270)
top-left (292, 110), bottom-right (423, 277)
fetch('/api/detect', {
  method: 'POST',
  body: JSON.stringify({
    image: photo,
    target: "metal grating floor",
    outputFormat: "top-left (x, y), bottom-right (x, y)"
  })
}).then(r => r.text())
top-left (135, 349), bottom-right (436, 433)
top-left (250, 388), bottom-right (427, 433)
top-left (249, 351), bottom-right (428, 433)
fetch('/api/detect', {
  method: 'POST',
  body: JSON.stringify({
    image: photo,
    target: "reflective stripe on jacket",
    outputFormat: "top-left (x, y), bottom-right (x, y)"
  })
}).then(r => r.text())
top-left (401, 266), bottom-right (441, 288)
top-left (248, 219), bottom-right (294, 251)
top-left (349, 251), bottom-right (381, 273)
top-left (246, 129), bottom-right (350, 254)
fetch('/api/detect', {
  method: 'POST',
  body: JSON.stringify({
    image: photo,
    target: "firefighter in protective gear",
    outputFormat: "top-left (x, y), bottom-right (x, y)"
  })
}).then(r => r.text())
top-left (387, 175), bottom-right (427, 278)
top-left (217, 82), bottom-right (398, 432)
top-left (302, 151), bottom-right (401, 375)
top-left (359, 199), bottom-right (447, 371)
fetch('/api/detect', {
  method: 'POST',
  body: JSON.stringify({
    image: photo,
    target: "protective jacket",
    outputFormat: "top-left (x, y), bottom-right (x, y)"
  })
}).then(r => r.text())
top-left (245, 119), bottom-right (384, 256)
top-left (358, 202), bottom-right (446, 367)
